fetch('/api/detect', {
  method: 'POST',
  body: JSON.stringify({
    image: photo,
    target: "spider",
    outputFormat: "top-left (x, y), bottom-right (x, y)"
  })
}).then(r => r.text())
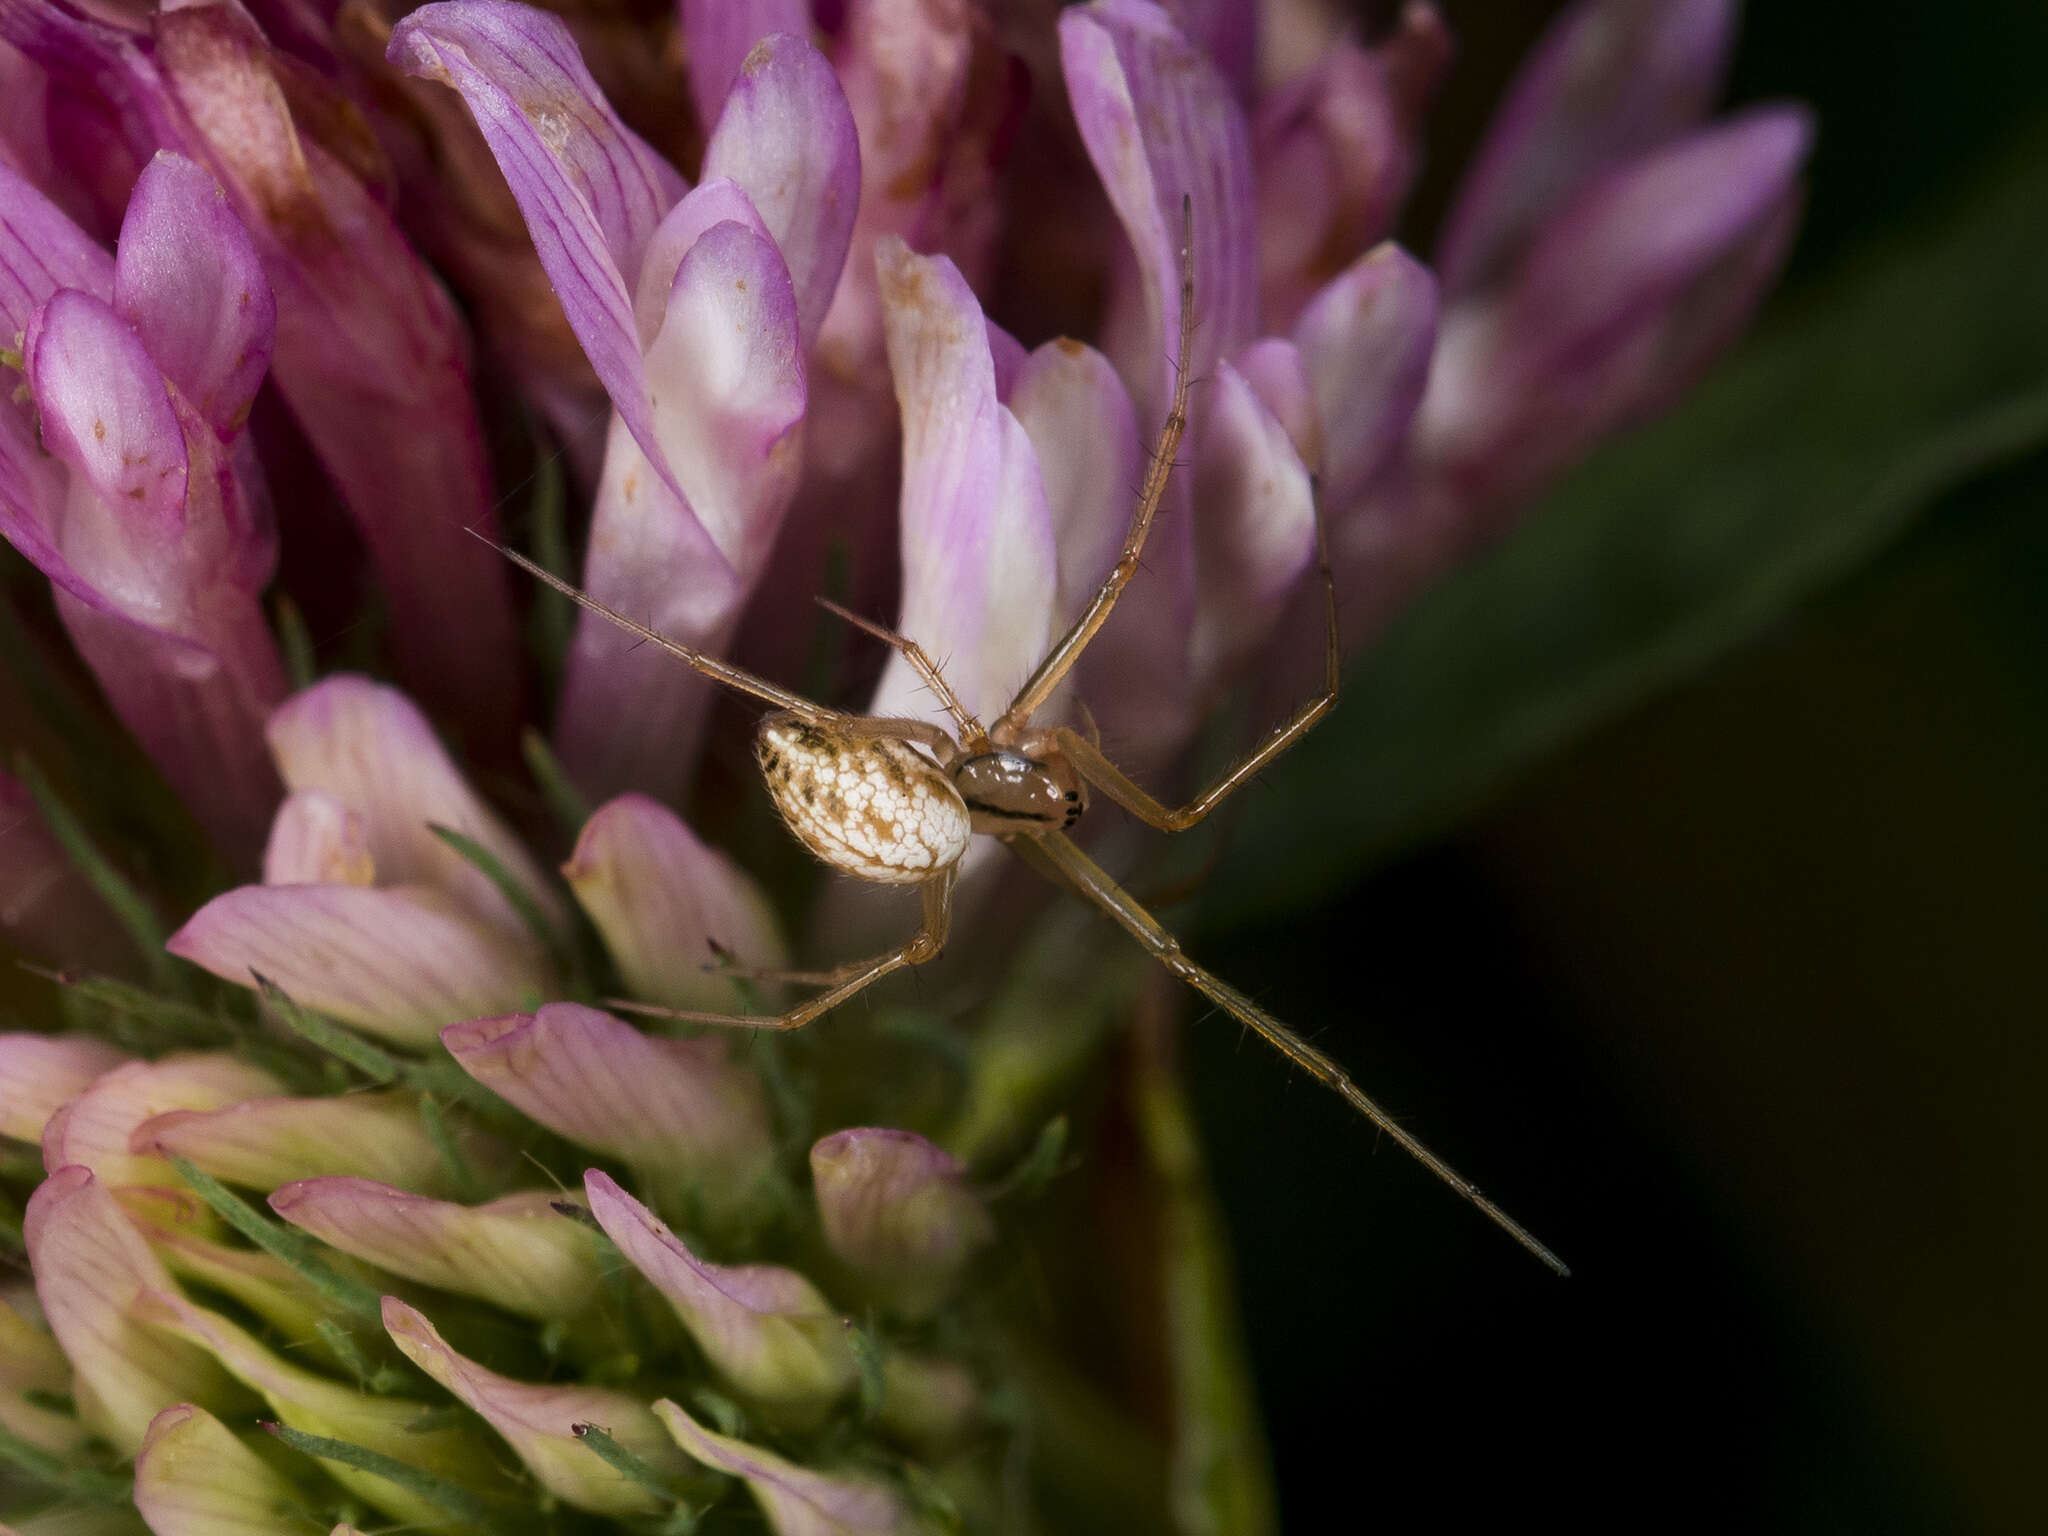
top-left (486, 210), bottom-right (1567, 1276)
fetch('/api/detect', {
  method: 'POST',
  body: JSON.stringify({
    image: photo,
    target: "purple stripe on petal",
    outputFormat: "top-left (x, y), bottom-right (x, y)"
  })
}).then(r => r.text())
top-left (441, 1004), bottom-right (774, 1224)
top-left (167, 884), bottom-right (553, 1048)
top-left (383, 1296), bottom-right (689, 1515)
top-left (112, 151), bottom-right (274, 437)
top-left (1438, 0), bottom-right (1737, 297)
top-left (0, 156), bottom-right (113, 335)
top-left (564, 793), bottom-right (787, 1010)
top-left (701, 30), bottom-right (859, 350)
top-left (872, 239), bottom-right (1055, 725)
top-left (585, 1170), bottom-right (857, 1419)
top-left (390, 0), bottom-right (687, 491)
top-left (23, 1166), bottom-right (231, 1454)
top-left (652, 1397), bottom-right (910, 1535)
top-left (680, 0), bottom-right (811, 131)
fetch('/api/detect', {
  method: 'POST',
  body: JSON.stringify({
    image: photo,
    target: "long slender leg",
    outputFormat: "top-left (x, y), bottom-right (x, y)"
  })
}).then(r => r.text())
top-left (995, 198), bottom-right (1197, 734)
top-left (1052, 501), bottom-right (1338, 832)
top-left (476, 532), bottom-right (835, 719)
top-left (1008, 830), bottom-right (1569, 1275)
top-left (815, 599), bottom-right (987, 748)
top-left (608, 868), bottom-right (956, 1032)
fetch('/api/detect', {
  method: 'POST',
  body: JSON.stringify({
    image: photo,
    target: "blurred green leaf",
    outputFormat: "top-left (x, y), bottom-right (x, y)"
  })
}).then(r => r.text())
top-left (1208, 129), bottom-right (2048, 927)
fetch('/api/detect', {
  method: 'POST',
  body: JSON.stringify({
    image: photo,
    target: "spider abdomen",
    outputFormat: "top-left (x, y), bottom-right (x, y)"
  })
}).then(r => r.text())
top-left (755, 714), bottom-right (971, 885)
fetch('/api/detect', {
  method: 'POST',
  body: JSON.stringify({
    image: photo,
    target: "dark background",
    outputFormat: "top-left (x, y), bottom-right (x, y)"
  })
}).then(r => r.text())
top-left (1191, 4), bottom-right (2048, 1530)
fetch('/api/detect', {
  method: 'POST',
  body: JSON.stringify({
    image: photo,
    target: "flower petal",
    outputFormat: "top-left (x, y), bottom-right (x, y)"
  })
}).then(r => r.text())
top-left (0, 1033), bottom-right (129, 1146)
top-left (132, 1287), bottom-right (494, 1531)
top-left (586, 1170), bottom-right (856, 1419)
top-left (0, 157), bottom-right (114, 335)
top-left (271, 1180), bottom-right (605, 1320)
top-left (23, 1167), bottom-right (231, 1454)
top-left (261, 789), bottom-right (374, 887)
top-left (130, 1213), bottom-right (366, 1370)
top-left (654, 1397), bottom-right (911, 1535)
top-left (112, 151), bottom-right (274, 436)
top-left (564, 793), bottom-right (788, 1009)
top-left (135, 1088), bottom-right (502, 1197)
top-left (26, 287), bottom-right (188, 538)
top-left (265, 675), bottom-right (565, 933)
top-left (40, 1053), bottom-right (288, 1193)
top-left (442, 1006), bottom-right (774, 1225)
top-left (134, 1402), bottom-right (303, 1536)
top-left (1438, 0), bottom-right (1737, 297)
top-left (389, 0), bottom-right (686, 482)
top-left (641, 217), bottom-right (806, 579)
top-left (1189, 359), bottom-right (1317, 689)
top-left (872, 239), bottom-right (1055, 724)
top-left (809, 1128), bottom-right (993, 1319)
top-left (679, 0), bottom-right (809, 130)
top-left (166, 883), bottom-right (553, 1049)
top-left (383, 1296), bottom-right (688, 1515)
top-left (1059, 0), bottom-right (1258, 406)
top-left (701, 30), bottom-right (860, 349)
top-left (1008, 337), bottom-right (1142, 630)
top-left (1292, 242), bottom-right (1436, 513)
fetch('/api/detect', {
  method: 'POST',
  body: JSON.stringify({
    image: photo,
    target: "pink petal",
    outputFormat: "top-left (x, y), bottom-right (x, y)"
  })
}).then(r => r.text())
top-left (266, 676), bottom-right (566, 933)
top-left (654, 1397), bottom-right (910, 1535)
top-left (701, 30), bottom-right (860, 349)
top-left (586, 1170), bottom-right (857, 1418)
top-left (261, 789), bottom-right (374, 887)
top-left (1292, 241), bottom-right (1437, 513)
top-left (112, 151), bottom-right (274, 436)
top-left (27, 287), bottom-right (188, 536)
top-left (1231, 336), bottom-right (1321, 474)
top-left (871, 239), bottom-right (1055, 725)
top-left (1190, 359), bottom-right (1317, 690)
top-left (23, 1166), bottom-right (230, 1453)
top-left (442, 1006), bottom-right (774, 1225)
top-left (0, 157), bottom-right (114, 334)
top-left (167, 884), bottom-right (553, 1049)
top-left (135, 1089), bottom-right (500, 1196)
top-left (0, 1032), bottom-right (128, 1145)
top-left (389, 0), bottom-right (686, 486)
top-left (1438, 0), bottom-right (1737, 297)
top-left (1008, 337), bottom-right (1141, 631)
top-left (382, 1297), bottom-right (687, 1516)
top-left (271, 1180), bottom-right (604, 1320)
top-left (134, 1401), bottom-right (305, 1535)
top-left (131, 1286), bottom-right (496, 1528)
top-left (564, 793), bottom-right (787, 1010)
top-left (679, 0), bottom-right (811, 130)
top-left (808, 1127), bottom-right (993, 1319)
top-left (1059, 0), bottom-right (1258, 408)
top-left (40, 1053), bottom-right (287, 1193)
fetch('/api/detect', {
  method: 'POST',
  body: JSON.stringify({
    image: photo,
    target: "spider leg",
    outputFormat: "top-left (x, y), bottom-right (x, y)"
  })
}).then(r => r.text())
top-left (996, 197), bottom-right (1197, 734)
top-left (815, 598), bottom-right (987, 748)
top-left (1053, 495), bottom-right (1338, 832)
top-left (1008, 830), bottom-right (1569, 1276)
top-left (609, 868), bottom-right (955, 1032)
top-left (475, 532), bottom-right (836, 719)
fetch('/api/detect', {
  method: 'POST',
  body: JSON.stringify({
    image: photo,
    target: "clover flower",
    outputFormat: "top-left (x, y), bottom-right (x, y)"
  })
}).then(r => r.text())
top-left (0, 1), bottom-right (1807, 1530)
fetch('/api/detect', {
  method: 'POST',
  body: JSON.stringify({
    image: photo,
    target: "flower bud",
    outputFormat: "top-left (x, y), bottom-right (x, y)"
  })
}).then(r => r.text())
top-left (809, 1128), bottom-right (993, 1319)
top-left (654, 1397), bottom-right (913, 1535)
top-left (133, 1402), bottom-right (304, 1536)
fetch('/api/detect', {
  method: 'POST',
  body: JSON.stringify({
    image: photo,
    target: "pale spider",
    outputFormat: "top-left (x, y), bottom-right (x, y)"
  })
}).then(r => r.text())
top-left (488, 212), bottom-right (1566, 1275)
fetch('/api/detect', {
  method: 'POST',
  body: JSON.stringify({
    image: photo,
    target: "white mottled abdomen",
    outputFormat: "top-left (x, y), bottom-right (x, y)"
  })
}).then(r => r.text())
top-left (754, 716), bottom-right (971, 885)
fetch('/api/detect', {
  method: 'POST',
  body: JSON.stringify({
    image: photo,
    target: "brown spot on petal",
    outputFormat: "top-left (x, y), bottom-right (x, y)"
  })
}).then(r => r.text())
top-left (742, 39), bottom-right (774, 75)
top-left (1054, 336), bottom-right (1085, 358)
top-left (93, 420), bottom-right (106, 441)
